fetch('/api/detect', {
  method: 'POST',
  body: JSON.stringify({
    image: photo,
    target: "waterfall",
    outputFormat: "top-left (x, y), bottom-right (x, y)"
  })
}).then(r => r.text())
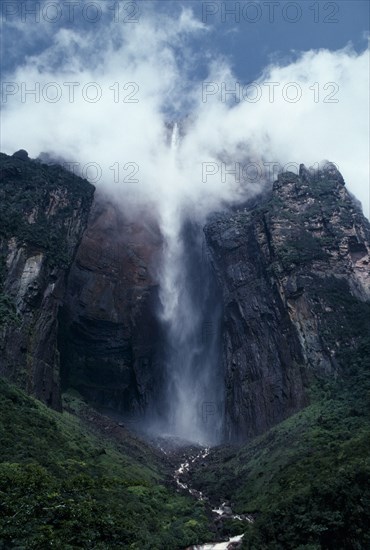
top-left (153, 123), bottom-right (224, 446)
top-left (170, 122), bottom-right (180, 151)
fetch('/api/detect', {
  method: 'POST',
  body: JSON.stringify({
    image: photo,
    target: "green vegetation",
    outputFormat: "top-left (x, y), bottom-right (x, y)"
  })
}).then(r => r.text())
top-left (0, 253), bottom-right (19, 328)
top-left (1, 157), bottom-right (369, 548)
top-left (193, 384), bottom-right (370, 549)
top-left (191, 285), bottom-right (370, 549)
top-left (0, 380), bottom-right (213, 549)
top-left (307, 177), bottom-right (338, 198)
top-left (278, 230), bottom-right (328, 269)
top-left (265, 173), bottom-right (355, 233)
top-left (0, 293), bottom-right (19, 327)
top-left (315, 276), bottom-right (370, 350)
top-left (0, 152), bottom-right (94, 268)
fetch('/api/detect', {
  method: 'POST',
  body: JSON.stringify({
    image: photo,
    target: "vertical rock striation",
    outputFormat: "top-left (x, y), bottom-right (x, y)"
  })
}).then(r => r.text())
top-left (2, 151), bottom-right (369, 446)
top-left (205, 163), bottom-right (370, 442)
top-left (59, 196), bottom-right (163, 419)
top-left (0, 152), bottom-right (95, 408)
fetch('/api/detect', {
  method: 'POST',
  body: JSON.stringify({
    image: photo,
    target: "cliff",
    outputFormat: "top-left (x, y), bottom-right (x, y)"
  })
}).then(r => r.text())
top-left (1, 151), bottom-right (369, 445)
top-left (59, 196), bottom-right (163, 418)
top-left (0, 151), bottom-right (95, 408)
top-left (205, 162), bottom-right (370, 441)
top-left (2, 150), bottom-right (369, 549)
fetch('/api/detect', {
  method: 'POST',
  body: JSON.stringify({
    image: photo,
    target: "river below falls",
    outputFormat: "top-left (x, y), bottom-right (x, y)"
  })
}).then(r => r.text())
top-left (161, 442), bottom-right (253, 550)
top-left (190, 535), bottom-right (245, 549)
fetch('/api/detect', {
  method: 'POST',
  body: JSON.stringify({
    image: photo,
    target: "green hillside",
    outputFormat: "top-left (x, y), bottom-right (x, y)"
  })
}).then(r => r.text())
top-left (190, 289), bottom-right (370, 549)
top-left (0, 379), bottom-right (212, 549)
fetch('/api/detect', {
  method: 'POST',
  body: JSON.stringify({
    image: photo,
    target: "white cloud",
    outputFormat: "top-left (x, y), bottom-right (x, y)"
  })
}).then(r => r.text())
top-left (1, 8), bottom-right (369, 219)
top-left (2, 5), bottom-right (369, 443)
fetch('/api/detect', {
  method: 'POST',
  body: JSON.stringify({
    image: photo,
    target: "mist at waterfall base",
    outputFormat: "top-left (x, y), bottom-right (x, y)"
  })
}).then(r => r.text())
top-left (138, 124), bottom-right (226, 447)
top-left (2, 6), bottom-right (369, 445)
top-left (154, 220), bottom-right (224, 446)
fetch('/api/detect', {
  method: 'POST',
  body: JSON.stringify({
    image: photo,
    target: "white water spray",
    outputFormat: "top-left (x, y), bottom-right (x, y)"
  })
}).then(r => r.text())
top-left (155, 123), bottom-right (224, 445)
top-left (170, 122), bottom-right (180, 151)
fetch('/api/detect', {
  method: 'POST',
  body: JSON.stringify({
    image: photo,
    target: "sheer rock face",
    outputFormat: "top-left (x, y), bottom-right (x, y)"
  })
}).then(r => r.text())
top-left (205, 163), bottom-right (370, 442)
top-left (59, 196), bottom-right (163, 417)
top-left (1, 152), bottom-right (370, 444)
top-left (0, 153), bottom-right (95, 409)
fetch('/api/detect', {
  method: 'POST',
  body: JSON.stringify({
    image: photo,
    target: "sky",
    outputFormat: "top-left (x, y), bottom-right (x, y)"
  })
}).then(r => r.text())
top-left (1, 0), bottom-right (369, 217)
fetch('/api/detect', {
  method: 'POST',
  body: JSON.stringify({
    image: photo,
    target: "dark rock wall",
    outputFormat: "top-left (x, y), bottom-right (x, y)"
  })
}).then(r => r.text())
top-left (2, 152), bottom-right (369, 445)
top-left (59, 196), bottom-right (163, 418)
top-left (205, 163), bottom-right (370, 442)
top-left (0, 152), bottom-right (95, 408)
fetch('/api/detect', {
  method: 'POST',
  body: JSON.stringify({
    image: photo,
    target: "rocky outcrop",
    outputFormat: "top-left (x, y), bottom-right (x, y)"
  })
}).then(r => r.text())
top-left (0, 152), bottom-right (94, 408)
top-left (2, 150), bottom-right (369, 445)
top-left (205, 163), bottom-right (370, 442)
top-left (59, 196), bottom-right (163, 418)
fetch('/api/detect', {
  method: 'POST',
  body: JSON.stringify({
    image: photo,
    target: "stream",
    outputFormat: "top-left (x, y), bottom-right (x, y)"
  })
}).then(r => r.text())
top-left (171, 445), bottom-right (253, 550)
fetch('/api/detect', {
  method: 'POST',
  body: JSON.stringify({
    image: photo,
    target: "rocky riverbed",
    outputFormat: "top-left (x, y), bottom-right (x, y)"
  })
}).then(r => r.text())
top-left (149, 436), bottom-right (253, 549)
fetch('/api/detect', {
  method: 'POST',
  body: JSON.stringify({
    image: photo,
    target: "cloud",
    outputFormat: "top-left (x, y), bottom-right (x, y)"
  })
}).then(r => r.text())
top-left (2, 3), bottom-right (369, 443)
top-left (194, 44), bottom-right (370, 217)
top-left (1, 5), bottom-right (369, 219)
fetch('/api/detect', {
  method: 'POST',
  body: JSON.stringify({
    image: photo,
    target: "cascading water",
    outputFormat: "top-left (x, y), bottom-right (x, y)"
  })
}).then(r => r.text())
top-left (153, 122), bottom-right (224, 445)
top-left (170, 121), bottom-right (180, 150)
